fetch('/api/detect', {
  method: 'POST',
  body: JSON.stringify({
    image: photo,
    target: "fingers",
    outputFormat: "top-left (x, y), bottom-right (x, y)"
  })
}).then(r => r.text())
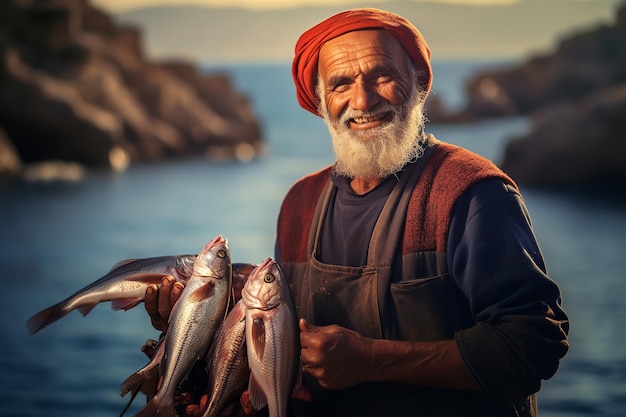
top-left (145, 275), bottom-right (184, 332)
top-left (299, 318), bottom-right (308, 332)
top-left (145, 284), bottom-right (161, 330)
top-left (158, 276), bottom-right (174, 319)
top-left (171, 281), bottom-right (184, 307)
top-left (299, 318), bottom-right (324, 334)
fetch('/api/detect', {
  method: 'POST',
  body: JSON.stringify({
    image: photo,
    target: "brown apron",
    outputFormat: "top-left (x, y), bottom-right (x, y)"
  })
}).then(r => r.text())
top-left (298, 149), bottom-right (430, 339)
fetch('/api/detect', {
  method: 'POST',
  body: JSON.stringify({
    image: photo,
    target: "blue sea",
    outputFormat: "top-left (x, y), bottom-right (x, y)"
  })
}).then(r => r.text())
top-left (1, 61), bottom-right (625, 417)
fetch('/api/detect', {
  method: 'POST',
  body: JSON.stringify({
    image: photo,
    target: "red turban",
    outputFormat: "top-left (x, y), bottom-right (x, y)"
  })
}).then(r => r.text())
top-left (292, 8), bottom-right (432, 117)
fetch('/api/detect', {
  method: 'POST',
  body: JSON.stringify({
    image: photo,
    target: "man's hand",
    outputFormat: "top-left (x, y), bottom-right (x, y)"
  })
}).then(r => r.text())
top-left (299, 319), bottom-right (374, 390)
top-left (299, 319), bottom-right (479, 392)
top-left (144, 275), bottom-right (185, 332)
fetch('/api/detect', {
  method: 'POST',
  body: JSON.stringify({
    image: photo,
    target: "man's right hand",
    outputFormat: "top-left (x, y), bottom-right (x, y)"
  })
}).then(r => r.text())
top-left (144, 275), bottom-right (185, 332)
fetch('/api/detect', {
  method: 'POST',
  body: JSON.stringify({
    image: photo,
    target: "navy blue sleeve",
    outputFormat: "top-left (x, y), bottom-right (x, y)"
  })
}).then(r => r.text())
top-left (448, 179), bottom-right (569, 400)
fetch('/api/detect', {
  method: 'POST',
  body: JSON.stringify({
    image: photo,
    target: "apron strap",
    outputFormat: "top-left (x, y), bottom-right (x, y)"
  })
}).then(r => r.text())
top-left (369, 139), bottom-right (439, 337)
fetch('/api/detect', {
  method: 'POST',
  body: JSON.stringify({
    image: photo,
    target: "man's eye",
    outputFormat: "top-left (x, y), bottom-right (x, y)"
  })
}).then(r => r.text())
top-left (377, 73), bottom-right (392, 83)
top-left (332, 82), bottom-right (349, 92)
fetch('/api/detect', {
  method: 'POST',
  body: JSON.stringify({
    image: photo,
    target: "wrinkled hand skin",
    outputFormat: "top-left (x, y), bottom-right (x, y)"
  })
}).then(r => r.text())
top-left (299, 318), bottom-right (373, 390)
top-left (144, 275), bottom-right (185, 332)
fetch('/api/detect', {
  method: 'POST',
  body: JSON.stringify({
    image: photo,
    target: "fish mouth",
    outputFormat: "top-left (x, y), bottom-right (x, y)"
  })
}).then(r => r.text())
top-left (257, 257), bottom-right (273, 270)
top-left (199, 235), bottom-right (227, 254)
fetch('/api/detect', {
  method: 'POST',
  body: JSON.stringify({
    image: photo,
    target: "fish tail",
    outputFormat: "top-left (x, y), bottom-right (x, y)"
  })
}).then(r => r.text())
top-left (120, 367), bottom-right (158, 397)
top-left (25, 303), bottom-right (70, 335)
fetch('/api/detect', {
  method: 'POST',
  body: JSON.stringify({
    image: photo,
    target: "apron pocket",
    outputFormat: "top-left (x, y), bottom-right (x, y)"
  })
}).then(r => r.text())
top-left (390, 273), bottom-right (472, 341)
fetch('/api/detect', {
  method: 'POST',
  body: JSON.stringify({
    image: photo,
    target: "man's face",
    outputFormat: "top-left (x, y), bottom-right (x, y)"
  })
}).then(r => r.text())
top-left (316, 29), bottom-right (427, 179)
top-left (318, 29), bottom-right (414, 130)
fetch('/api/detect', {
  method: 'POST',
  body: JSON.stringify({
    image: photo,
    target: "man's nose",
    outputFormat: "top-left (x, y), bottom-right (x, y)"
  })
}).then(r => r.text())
top-left (349, 81), bottom-right (379, 111)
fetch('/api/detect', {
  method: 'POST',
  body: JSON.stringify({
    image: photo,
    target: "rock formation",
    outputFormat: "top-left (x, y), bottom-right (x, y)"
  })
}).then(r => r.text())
top-left (460, 1), bottom-right (626, 186)
top-left (0, 0), bottom-right (263, 178)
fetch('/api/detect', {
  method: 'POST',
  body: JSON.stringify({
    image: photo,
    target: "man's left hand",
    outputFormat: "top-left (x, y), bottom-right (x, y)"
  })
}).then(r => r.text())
top-left (299, 318), bottom-right (374, 390)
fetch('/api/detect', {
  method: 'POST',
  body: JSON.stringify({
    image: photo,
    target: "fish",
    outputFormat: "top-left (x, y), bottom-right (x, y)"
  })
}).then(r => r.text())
top-left (132, 235), bottom-right (233, 417)
top-left (242, 258), bottom-right (301, 417)
top-left (201, 299), bottom-right (249, 417)
top-left (25, 255), bottom-right (196, 335)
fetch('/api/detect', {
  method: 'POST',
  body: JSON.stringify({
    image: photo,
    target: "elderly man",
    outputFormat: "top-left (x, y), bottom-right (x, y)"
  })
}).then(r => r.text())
top-left (146, 8), bottom-right (569, 417)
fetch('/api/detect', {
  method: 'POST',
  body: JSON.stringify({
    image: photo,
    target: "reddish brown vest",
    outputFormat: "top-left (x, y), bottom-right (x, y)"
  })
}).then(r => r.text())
top-left (277, 140), bottom-right (517, 263)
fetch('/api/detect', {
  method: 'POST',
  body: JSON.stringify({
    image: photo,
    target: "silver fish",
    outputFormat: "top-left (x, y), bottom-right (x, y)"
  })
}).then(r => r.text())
top-left (25, 255), bottom-right (196, 335)
top-left (133, 235), bottom-right (232, 417)
top-left (242, 258), bottom-right (301, 417)
top-left (201, 299), bottom-right (249, 417)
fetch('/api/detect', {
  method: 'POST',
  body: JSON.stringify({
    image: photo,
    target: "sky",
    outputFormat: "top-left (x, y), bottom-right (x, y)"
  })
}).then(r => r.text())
top-left (92, 0), bottom-right (520, 13)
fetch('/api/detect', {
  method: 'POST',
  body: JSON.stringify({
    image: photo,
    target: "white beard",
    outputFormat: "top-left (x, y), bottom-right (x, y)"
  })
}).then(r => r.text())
top-left (319, 84), bottom-right (428, 179)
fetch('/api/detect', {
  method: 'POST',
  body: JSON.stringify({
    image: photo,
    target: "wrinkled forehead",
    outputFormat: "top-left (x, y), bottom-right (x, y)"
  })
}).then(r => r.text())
top-left (318, 29), bottom-right (409, 76)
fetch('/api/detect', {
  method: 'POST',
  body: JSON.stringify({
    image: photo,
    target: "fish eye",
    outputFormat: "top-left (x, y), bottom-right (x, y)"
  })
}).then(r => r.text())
top-left (264, 274), bottom-right (275, 283)
top-left (217, 250), bottom-right (226, 258)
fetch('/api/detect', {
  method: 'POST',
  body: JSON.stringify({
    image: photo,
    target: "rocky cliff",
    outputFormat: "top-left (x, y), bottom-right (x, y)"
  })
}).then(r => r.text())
top-left (460, 1), bottom-right (626, 186)
top-left (0, 0), bottom-right (263, 178)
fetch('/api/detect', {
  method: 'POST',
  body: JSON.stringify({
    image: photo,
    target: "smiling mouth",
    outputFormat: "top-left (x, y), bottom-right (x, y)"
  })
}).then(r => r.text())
top-left (347, 111), bottom-right (393, 129)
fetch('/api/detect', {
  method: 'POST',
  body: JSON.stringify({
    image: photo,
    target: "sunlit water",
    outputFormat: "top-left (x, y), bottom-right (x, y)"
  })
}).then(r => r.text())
top-left (1, 61), bottom-right (624, 417)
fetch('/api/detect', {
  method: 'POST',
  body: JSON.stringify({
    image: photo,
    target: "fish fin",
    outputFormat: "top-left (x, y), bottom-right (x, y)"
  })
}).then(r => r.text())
top-left (25, 303), bottom-right (69, 335)
top-left (120, 370), bottom-right (146, 397)
top-left (110, 259), bottom-right (139, 271)
top-left (187, 281), bottom-right (216, 303)
top-left (120, 365), bottom-right (159, 397)
top-left (251, 317), bottom-right (265, 360)
top-left (118, 387), bottom-right (139, 417)
top-left (247, 372), bottom-right (268, 411)
top-left (77, 303), bottom-right (98, 317)
top-left (231, 300), bottom-right (247, 322)
top-left (111, 298), bottom-right (143, 311)
top-left (141, 377), bottom-right (159, 399)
